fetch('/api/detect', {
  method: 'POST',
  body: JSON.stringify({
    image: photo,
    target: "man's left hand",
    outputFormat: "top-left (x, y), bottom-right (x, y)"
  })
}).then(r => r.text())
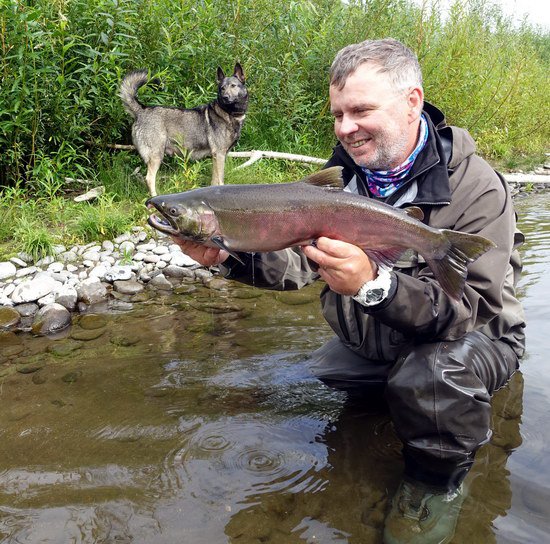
top-left (302, 237), bottom-right (377, 296)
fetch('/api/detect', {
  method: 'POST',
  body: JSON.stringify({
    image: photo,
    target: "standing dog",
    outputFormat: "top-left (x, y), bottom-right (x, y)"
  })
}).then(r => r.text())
top-left (119, 63), bottom-right (248, 196)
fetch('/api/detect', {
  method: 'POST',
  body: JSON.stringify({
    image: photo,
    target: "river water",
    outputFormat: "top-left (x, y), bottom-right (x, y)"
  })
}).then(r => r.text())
top-left (0, 193), bottom-right (549, 544)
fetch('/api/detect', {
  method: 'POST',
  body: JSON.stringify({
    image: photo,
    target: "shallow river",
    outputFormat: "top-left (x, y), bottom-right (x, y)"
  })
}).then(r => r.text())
top-left (0, 192), bottom-right (549, 543)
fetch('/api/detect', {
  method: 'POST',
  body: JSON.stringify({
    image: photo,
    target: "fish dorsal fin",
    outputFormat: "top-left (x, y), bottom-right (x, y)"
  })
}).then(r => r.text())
top-left (403, 206), bottom-right (424, 221)
top-left (301, 166), bottom-right (344, 188)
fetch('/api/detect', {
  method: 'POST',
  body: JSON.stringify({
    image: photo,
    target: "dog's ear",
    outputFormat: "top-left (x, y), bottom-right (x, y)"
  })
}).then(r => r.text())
top-left (217, 67), bottom-right (226, 84)
top-left (233, 62), bottom-right (245, 83)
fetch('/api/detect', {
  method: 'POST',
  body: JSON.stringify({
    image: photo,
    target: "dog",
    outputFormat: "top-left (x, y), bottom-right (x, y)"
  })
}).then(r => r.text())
top-left (119, 63), bottom-right (248, 196)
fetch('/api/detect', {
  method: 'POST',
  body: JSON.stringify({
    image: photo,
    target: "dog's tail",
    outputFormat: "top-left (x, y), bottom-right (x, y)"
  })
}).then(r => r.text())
top-left (119, 70), bottom-right (150, 118)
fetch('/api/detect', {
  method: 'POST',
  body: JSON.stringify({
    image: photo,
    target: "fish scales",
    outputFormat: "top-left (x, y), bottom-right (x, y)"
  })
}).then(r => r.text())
top-left (146, 167), bottom-right (496, 301)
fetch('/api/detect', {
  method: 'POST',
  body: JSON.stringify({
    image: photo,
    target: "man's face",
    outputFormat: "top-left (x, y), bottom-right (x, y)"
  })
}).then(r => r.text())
top-left (330, 63), bottom-right (422, 171)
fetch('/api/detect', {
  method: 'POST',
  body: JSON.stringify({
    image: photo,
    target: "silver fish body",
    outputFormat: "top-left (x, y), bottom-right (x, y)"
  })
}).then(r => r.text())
top-left (146, 167), bottom-right (495, 301)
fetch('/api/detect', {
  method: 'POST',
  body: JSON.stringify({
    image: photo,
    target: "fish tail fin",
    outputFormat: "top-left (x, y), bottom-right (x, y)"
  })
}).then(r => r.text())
top-left (426, 230), bottom-right (496, 302)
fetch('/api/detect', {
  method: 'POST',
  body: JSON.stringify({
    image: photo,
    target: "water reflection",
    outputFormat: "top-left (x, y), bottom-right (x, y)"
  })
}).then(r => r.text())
top-left (0, 193), bottom-right (549, 543)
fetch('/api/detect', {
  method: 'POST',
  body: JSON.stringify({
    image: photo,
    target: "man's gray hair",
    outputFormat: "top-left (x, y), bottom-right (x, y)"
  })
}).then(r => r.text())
top-left (330, 38), bottom-right (423, 91)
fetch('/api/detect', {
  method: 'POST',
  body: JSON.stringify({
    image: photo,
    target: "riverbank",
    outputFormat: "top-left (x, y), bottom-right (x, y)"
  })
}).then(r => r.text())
top-left (0, 177), bottom-right (548, 336)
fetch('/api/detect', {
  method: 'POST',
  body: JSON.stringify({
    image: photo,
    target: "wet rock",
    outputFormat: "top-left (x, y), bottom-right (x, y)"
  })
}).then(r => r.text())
top-left (3, 343), bottom-right (25, 357)
top-left (0, 306), bottom-right (21, 329)
top-left (11, 274), bottom-right (60, 304)
top-left (79, 314), bottom-right (107, 330)
top-left (174, 284), bottom-right (198, 295)
top-left (149, 274), bottom-right (173, 290)
top-left (54, 285), bottom-right (78, 311)
top-left (47, 339), bottom-right (83, 357)
top-left (0, 262), bottom-right (17, 280)
top-left (71, 327), bottom-right (106, 341)
top-left (17, 363), bottom-right (44, 374)
top-left (110, 333), bottom-right (141, 346)
top-left (62, 370), bottom-right (82, 383)
top-left (194, 268), bottom-right (214, 282)
top-left (13, 303), bottom-right (39, 317)
top-left (108, 300), bottom-right (134, 312)
top-left (32, 371), bottom-right (47, 384)
top-left (130, 292), bottom-right (150, 303)
top-left (205, 278), bottom-right (230, 291)
top-left (233, 288), bottom-right (263, 300)
top-left (77, 278), bottom-right (109, 304)
top-left (113, 279), bottom-right (144, 295)
top-left (31, 303), bottom-right (72, 335)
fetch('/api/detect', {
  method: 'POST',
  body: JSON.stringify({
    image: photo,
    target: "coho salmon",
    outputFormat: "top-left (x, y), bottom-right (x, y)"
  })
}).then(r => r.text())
top-left (146, 167), bottom-right (495, 301)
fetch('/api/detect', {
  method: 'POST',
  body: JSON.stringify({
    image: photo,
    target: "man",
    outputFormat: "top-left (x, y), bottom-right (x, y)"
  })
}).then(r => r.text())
top-left (173, 38), bottom-right (525, 544)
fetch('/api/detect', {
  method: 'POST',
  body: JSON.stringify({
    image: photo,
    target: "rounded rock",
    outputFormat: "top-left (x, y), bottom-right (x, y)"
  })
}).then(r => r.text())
top-left (0, 262), bottom-right (17, 281)
top-left (0, 306), bottom-right (21, 329)
top-left (31, 303), bottom-right (71, 335)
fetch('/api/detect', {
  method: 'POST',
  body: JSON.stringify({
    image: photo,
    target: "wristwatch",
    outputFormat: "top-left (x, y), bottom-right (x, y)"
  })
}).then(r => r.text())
top-left (352, 266), bottom-right (392, 307)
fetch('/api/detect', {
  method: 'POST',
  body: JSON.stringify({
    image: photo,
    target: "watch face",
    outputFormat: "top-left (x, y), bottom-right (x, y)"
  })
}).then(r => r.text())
top-left (365, 287), bottom-right (385, 303)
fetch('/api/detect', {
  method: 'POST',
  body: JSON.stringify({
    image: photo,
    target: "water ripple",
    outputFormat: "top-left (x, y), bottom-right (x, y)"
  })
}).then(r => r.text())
top-left (167, 416), bottom-right (330, 503)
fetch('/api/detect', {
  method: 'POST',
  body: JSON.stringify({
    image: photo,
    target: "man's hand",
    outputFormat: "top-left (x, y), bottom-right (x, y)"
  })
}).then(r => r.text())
top-left (170, 238), bottom-right (229, 267)
top-left (302, 237), bottom-right (377, 296)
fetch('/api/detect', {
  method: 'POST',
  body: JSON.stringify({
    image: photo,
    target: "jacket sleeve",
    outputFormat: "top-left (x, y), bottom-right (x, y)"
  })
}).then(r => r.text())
top-left (219, 248), bottom-right (319, 290)
top-left (364, 157), bottom-right (516, 341)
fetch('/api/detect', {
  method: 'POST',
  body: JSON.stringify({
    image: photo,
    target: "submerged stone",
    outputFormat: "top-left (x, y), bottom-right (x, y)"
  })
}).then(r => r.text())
top-left (31, 303), bottom-right (71, 335)
top-left (0, 306), bottom-right (21, 329)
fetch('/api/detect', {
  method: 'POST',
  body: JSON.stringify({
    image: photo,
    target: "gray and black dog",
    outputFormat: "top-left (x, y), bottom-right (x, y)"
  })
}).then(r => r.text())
top-left (119, 63), bottom-right (248, 196)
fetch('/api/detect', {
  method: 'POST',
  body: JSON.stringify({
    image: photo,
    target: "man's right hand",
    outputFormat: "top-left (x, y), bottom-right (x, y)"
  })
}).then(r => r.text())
top-left (170, 238), bottom-right (230, 267)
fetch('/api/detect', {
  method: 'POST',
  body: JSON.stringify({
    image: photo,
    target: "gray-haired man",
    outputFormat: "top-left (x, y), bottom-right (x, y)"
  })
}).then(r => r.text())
top-left (173, 38), bottom-right (525, 543)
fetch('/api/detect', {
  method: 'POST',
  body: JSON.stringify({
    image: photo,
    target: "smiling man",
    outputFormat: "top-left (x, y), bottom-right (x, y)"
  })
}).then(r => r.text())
top-left (172, 38), bottom-right (525, 544)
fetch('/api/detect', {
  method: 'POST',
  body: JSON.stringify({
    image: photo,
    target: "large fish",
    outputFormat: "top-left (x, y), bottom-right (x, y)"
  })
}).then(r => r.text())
top-left (146, 166), bottom-right (495, 301)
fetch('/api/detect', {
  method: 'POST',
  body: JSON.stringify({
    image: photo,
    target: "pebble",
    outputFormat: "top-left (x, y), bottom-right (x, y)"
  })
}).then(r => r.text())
top-left (0, 227), bottom-right (220, 336)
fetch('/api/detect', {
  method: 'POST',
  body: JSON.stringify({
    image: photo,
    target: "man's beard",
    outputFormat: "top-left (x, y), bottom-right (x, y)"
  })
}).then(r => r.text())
top-left (346, 129), bottom-right (410, 171)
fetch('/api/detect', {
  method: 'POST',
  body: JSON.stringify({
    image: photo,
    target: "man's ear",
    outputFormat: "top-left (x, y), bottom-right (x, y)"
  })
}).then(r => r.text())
top-left (407, 86), bottom-right (424, 120)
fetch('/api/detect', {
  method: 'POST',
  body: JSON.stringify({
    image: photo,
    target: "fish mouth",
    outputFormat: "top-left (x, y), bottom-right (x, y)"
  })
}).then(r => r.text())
top-left (146, 203), bottom-right (179, 236)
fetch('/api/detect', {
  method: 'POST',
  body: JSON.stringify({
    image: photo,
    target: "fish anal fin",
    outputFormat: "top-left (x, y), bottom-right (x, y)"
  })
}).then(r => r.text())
top-left (301, 166), bottom-right (344, 188)
top-left (403, 206), bottom-right (424, 221)
top-left (364, 247), bottom-right (405, 268)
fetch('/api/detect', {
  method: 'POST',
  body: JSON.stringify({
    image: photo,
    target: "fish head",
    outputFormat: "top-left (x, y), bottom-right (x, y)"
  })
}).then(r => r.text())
top-left (146, 195), bottom-right (219, 243)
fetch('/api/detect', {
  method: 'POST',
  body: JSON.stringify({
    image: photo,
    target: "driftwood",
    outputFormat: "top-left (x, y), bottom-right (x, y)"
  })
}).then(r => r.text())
top-left (227, 150), bottom-right (326, 167)
top-left (504, 173), bottom-right (550, 184)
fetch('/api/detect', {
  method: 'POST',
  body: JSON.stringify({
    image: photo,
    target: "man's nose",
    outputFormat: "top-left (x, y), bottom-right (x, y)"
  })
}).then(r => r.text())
top-left (338, 115), bottom-right (358, 135)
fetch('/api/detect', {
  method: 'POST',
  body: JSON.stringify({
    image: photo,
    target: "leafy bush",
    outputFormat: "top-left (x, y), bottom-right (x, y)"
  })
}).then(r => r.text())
top-left (0, 0), bottom-right (548, 194)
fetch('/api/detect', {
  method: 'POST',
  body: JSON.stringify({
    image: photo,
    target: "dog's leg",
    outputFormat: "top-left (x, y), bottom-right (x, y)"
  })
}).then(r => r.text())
top-left (211, 152), bottom-right (226, 186)
top-left (146, 157), bottom-right (162, 196)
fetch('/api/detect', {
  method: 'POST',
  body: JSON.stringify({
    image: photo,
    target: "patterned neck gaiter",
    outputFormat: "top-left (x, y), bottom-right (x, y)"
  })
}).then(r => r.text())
top-left (362, 114), bottom-right (428, 198)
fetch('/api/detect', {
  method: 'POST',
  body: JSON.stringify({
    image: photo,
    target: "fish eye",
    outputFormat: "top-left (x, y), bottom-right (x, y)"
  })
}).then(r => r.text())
top-left (168, 207), bottom-right (178, 215)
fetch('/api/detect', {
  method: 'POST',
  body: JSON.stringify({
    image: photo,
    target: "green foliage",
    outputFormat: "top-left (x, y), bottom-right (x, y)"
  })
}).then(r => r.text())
top-left (1, 0), bottom-right (548, 191)
top-left (0, 0), bottom-right (548, 255)
top-left (71, 194), bottom-right (141, 243)
top-left (14, 216), bottom-right (57, 262)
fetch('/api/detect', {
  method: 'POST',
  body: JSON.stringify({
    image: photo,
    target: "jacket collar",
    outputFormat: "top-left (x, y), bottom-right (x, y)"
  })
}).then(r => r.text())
top-left (330, 102), bottom-right (452, 206)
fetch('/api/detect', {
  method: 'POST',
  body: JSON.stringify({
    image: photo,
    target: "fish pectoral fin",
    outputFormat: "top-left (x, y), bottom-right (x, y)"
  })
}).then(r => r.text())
top-left (403, 206), bottom-right (424, 221)
top-left (211, 236), bottom-right (245, 264)
top-left (364, 247), bottom-right (405, 268)
top-left (300, 166), bottom-right (344, 188)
